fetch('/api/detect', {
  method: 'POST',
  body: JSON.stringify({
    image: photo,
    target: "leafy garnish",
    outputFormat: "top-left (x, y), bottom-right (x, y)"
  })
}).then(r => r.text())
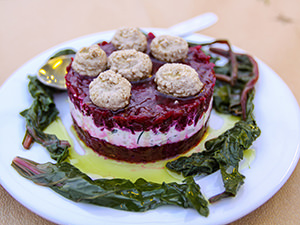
top-left (20, 76), bottom-right (69, 162)
top-left (209, 42), bottom-right (259, 120)
top-left (189, 40), bottom-right (259, 120)
top-left (166, 91), bottom-right (261, 202)
top-left (12, 156), bottom-right (209, 216)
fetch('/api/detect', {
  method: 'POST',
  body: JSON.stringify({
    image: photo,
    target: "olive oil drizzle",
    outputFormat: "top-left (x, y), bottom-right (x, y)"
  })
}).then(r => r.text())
top-left (44, 111), bottom-right (253, 183)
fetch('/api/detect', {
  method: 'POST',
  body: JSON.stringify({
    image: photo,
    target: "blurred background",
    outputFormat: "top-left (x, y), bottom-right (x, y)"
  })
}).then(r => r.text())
top-left (1, 0), bottom-right (300, 224)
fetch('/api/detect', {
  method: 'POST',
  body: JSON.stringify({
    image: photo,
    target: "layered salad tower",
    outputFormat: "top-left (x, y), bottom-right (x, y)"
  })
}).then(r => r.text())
top-left (65, 27), bottom-right (216, 163)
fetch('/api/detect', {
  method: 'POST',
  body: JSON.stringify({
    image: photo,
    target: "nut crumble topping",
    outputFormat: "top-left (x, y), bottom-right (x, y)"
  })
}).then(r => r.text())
top-left (72, 44), bottom-right (107, 77)
top-left (108, 49), bottom-right (152, 81)
top-left (89, 70), bottom-right (131, 111)
top-left (150, 35), bottom-right (188, 62)
top-left (111, 27), bottom-right (147, 52)
top-left (154, 63), bottom-right (203, 97)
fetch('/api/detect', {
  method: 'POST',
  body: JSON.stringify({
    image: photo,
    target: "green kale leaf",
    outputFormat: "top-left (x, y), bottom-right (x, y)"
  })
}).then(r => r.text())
top-left (12, 157), bottom-right (209, 217)
top-left (20, 76), bottom-right (69, 162)
top-left (166, 91), bottom-right (261, 202)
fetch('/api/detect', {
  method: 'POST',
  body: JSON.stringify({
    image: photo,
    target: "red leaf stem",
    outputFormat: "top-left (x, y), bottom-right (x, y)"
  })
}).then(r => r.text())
top-left (208, 44), bottom-right (259, 120)
top-left (22, 130), bottom-right (34, 149)
top-left (240, 54), bottom-right (259, 120)
top-left (206, 40), bottom-right (238, 86)
top-left (12, 157), bottom-right (43, 176)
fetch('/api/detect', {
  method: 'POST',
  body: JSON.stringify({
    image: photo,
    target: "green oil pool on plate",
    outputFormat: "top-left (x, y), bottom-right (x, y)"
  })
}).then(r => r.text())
top-left (44, 112), bottom-right (251, 183)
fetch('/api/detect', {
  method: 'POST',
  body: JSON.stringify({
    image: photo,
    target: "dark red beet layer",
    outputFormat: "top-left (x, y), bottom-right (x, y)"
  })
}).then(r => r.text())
top-left (72, 116), bottom-right (209, 163)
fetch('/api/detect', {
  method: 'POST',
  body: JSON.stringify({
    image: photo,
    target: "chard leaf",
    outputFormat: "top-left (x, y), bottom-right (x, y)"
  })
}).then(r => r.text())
top-left (166, 90), bottom-right (261, 202)
top-left (20, 76), bottom-right (59, 131)
top-left (165, 150), bottom-right (219, 177)
top-left (20, 76), bottom-right (69, 162)
top-left (213, 54), bottom-right (255, 117)
top-left (12, 157), bottom-right (209, 217)
top-left (26, 124), bottom-right (70, 163)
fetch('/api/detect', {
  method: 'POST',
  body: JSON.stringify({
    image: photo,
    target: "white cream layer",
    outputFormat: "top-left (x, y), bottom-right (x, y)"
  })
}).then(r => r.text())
top-left (70, 98), bottom-right (212, 149)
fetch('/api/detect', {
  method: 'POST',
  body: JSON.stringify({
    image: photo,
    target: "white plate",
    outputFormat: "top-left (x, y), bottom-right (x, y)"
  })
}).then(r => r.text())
top-left (0, 29), bottom-right (300, 225)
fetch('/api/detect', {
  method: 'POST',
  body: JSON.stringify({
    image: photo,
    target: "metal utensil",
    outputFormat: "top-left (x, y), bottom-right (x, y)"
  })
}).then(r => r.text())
top-left (37, 54), bottom-right (74, 90)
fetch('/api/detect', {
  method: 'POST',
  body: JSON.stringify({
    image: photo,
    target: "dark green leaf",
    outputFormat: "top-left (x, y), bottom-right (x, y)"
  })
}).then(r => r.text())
top-left (20, 76), bottom-right (69, 162)
top-left (166, 91), bottom-right (261, 201)
top-left (166, 151), bottom-right (219, 177)
top-left (213, 54), bottom-right (257, 118)
top-left (12, 157), bottom-right (209, 217)
top-left (20, 76), bottom-right (59, 131)
top-left (26, 124), bottom-right (70, 162)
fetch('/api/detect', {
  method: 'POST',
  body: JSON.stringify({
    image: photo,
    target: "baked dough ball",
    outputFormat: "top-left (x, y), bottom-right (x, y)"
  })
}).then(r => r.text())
top-left (72, 44), bottom-right (107, 77)
top-left (111, 27), bottom-right (147, 52)
top-left (89, 70), bottom-right (131, 111)
top-left (154, 63), bottom-right (203, 97)
top-left (150, 35), bottom-right (188, 62)
top-left (108, 49), bottom-right (152, 81)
